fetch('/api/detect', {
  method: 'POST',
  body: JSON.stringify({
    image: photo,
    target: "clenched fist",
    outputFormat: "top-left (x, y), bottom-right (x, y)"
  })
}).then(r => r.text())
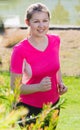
top-left (38, 77), bottom-right (52, 92)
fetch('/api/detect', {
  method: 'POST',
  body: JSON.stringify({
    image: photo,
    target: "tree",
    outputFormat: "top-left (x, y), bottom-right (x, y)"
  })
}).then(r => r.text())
top-left (75, 0), bottom-right (80, 25)
top-left (51, 0), bottom-right (70, 25)
top-left (0, 17), bottom-right (5, 34)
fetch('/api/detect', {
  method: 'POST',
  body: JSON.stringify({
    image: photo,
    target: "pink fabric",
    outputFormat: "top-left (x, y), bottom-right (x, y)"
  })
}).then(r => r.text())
top-left (10, 34), bottom-right (60, 108)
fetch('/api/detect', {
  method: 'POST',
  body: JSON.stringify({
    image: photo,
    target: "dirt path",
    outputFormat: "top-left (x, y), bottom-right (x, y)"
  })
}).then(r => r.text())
top-left (0, 28), bottom-right (80, 76)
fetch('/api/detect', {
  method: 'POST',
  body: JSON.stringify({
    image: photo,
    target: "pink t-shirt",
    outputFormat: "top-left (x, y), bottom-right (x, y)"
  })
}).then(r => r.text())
top-left (10, 34), bottom-right (60, 108)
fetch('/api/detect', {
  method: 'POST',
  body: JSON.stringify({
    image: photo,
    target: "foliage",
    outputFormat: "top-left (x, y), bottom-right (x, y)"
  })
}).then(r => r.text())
top-left (0, 56), bottom-right (2, 64)
top-left (51, 0), bottom-right (70, 24)
top-left (0, 72), bottom-right (65, 130)
top-left (0, 73), bottom-right (28, 130)
top-left (1, 72), bottom-right (80, 130)
top-left (0, 17), bottom-right (5, 34)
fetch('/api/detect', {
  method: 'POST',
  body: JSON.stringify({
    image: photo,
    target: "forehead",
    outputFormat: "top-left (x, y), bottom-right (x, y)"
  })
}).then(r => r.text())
top-left (31, 11), bottom-right (49, 20)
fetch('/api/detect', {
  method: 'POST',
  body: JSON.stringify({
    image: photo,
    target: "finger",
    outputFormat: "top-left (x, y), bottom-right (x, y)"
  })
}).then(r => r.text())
top-left (45, 77), bottom-right (51, 81)
top-left (59, 87), bottom-right (68, 95)
top-left (63, 87), bottom-right (68, 92)
top-left (44, 80), bottom-right (51, 84)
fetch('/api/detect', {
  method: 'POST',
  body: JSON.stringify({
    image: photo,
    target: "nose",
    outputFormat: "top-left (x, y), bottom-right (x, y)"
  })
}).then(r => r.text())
top-left (38, 22), bottom-right (44, 28)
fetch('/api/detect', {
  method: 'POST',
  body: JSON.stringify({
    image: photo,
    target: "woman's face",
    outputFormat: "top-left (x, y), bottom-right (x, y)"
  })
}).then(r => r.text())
top-left (27, 11), bottom-right (50, 37)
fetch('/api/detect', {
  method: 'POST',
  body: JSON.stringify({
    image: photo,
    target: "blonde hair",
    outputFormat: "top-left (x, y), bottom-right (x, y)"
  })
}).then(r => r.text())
top-left (25, 3), bottom-right (50, 21)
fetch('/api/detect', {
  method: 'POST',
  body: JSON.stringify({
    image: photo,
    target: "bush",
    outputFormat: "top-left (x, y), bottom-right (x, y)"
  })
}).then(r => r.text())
top-left (0, 17), bottom-right (5, 34)
top-left (0, 74), bottom-right (65, 130)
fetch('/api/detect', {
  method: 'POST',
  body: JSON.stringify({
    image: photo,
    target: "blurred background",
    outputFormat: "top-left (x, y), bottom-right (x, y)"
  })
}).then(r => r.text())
top-left (0, 0), bottom-right (80, 76)
top-left (0, 1), bottom-right (80, 130)
top-left (0, 0), bottom-right (80, 28)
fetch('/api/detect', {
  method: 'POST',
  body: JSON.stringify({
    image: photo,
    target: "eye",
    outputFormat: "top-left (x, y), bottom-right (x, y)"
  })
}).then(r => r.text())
top-left (33, 20), bottom-right (39, 23)
top-left (43, 19), bottom-right (49, 22)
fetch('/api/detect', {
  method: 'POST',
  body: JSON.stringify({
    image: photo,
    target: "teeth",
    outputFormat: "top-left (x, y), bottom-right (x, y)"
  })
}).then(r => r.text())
top-left (38, 30), bottom-right (44, 32)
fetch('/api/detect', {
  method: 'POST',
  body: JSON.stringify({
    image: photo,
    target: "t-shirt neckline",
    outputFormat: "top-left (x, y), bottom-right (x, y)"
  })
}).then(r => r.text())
top-left (27, 34), bottom-right (49, 53)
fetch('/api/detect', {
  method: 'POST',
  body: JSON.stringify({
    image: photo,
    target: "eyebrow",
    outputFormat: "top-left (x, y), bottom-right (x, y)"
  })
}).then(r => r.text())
top-left (31, 18), bottom-right (49, 21)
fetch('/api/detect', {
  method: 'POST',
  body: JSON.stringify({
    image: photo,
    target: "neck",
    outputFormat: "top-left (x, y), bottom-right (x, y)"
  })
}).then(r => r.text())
top-left (29, 35), bottom-right (47, 45)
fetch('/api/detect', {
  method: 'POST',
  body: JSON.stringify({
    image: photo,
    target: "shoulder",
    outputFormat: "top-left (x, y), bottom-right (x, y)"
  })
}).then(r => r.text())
top-left (47, 34), bottom-right (60, 43)
top-left (47, 34), bottom-right (60, 41)
top-left (13, 38), bottom-right (28, 53)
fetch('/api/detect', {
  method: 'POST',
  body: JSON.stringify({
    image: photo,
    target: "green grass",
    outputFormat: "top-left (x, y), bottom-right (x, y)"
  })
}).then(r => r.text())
top-left (0, 72), bottom-right (80, 130)
top-left (57, 76), bottom-right (80, 130)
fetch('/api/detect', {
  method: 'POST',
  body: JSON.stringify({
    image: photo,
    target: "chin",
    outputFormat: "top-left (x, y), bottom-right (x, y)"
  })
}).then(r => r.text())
top-left (37, 32), bottom-right (47, 37)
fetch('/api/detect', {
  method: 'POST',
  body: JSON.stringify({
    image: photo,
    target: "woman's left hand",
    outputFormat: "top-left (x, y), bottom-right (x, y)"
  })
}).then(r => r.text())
top-left (58, 83), bottom-right (68, 95)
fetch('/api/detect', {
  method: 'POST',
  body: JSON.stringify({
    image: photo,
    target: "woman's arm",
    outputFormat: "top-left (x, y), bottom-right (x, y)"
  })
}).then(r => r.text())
top-left (56, 69), bottom-right (63, 85)
top-left (56, 69), bottom-right (68, 95)
top-left (10, 72), bottom-right (52, 95)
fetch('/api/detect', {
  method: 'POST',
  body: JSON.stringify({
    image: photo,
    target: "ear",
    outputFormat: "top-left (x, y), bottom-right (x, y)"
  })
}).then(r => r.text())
top-left (25, 19), bottom-right (30, 26)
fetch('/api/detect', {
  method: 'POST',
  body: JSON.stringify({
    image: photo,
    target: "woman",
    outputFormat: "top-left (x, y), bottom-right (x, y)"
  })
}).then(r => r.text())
top-left (10, 3), bottom-right (67, 128)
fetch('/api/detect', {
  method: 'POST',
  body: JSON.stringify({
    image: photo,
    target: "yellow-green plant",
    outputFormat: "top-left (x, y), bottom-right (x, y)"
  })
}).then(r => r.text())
top-left (0, 76), bottom-right (28, 130)
top-left (0, 75), bottom-right (65, 130)
top-left (23, 98), bottom-right (65, 130)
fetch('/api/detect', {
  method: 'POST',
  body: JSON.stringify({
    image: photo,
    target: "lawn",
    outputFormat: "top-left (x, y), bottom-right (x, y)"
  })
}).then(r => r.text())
top-left (0, 72), bottom-right (80, 130)
top-left (57, 76), bottom-right (80, 130)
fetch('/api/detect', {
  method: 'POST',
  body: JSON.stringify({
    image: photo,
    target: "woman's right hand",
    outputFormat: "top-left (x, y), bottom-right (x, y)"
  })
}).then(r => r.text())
top-left (38, 77), bottom-right (52, 92)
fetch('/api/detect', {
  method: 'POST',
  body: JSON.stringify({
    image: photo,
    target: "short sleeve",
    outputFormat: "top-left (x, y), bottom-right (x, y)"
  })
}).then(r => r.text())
top-left (56, 36), bottom-right (60, 51)
top-left (53, 35), bottom-right (61, 50)
top-left (57, 35), bottom-right (60, 44)
top-left (10, 46), bottom-right (23, 74)
top-left (54, 35), bottom-right (60, 47)
top-left (48, 34), bottom-right (60, 47)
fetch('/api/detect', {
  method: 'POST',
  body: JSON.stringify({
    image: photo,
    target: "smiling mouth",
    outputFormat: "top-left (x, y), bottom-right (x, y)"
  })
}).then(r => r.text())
top-left (37, 29), bottom-right (45, 33)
